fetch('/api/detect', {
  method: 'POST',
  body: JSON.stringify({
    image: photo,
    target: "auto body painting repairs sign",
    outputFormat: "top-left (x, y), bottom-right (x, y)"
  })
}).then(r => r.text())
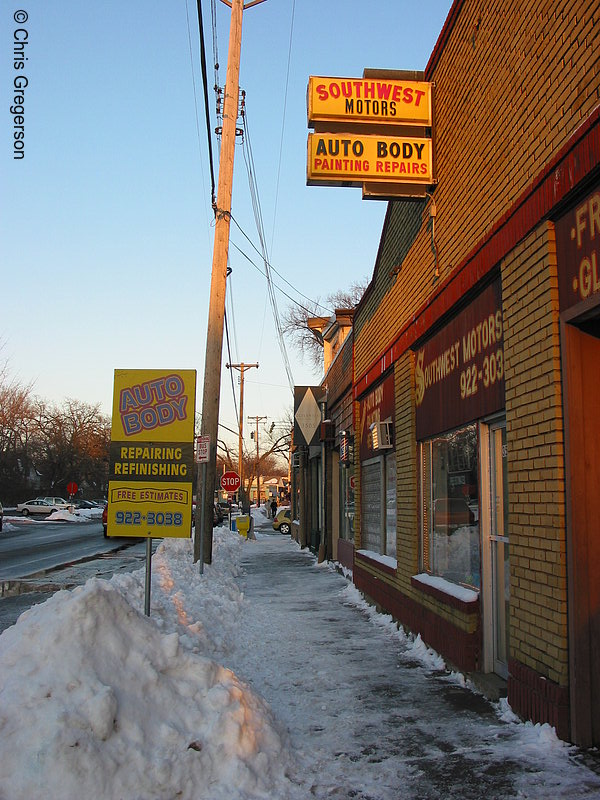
top-left (307, 76), bottom-right (432, 127)
top-left (307, 133), bottom-right (433, 186)
top-left (414, 280), bottom-right (504, 440)
top-left (108, 369), bottom-right (196, 538)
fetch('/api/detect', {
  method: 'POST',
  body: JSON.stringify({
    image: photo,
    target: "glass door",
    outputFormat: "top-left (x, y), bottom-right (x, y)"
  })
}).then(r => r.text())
top-left (490, 423), bottom-right (509, 677)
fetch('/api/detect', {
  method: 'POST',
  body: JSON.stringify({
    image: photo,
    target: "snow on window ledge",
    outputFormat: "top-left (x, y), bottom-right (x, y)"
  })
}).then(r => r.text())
top-left (356, 549), bottom-right (397, 573)
top-left (411, 573), bottom-right (479, 607)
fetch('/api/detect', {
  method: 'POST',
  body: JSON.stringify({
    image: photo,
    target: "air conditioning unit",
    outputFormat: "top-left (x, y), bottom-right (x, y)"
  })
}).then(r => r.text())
top-left (371, 421), bottom-right (393, 450)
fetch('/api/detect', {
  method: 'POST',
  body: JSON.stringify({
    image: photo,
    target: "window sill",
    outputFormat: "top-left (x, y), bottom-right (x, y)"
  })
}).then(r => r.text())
top-left (356, 549), bottom-right (397, 576)
top-left (411, 573), bottom-right (479, 613)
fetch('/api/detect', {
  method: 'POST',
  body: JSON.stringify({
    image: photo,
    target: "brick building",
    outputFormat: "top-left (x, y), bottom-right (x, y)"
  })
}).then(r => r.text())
top-left (292, 312), bottom-right (355, 564)
top-left (350, 1), bottom-right (600, 746)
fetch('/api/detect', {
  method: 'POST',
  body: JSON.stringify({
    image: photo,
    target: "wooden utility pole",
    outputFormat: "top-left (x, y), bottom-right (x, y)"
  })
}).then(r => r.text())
top-left (248, 414), bottom-right (267, 504)
top-left (196, 0), bottom-right (266, 565)
top-left (226, 362), bottom-right (258, 503)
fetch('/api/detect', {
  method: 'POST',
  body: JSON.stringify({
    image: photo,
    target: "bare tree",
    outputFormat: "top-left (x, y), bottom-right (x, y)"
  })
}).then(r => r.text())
top-left (242, 425), bottom-right (291, 499)
top-left (33, 399), bottom-right (111, 496)
top-left (0, 353), bottom-right (37, 503)
top-left (281, 279), bottom-right (368, 371)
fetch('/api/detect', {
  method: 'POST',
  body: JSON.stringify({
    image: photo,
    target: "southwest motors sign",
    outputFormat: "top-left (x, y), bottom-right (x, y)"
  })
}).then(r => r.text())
top-left (414, 280), bottom-right (504, 440)
top-left (308, 76), bottom-right (432, 127)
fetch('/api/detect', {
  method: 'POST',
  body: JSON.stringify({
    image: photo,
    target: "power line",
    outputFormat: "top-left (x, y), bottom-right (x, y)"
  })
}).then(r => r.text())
top-left (229, 238), bottom-right (332, 318)
top-left (240, 106), bottom-right (294, 392)
top-left (230, 213), bottom-right (332, 315)
top-left (192, 0), bottom-right (216, 207)
top-left (223, 308), bottom-right (240, 426)
top-left (270, 0), bottom-right (296, 256)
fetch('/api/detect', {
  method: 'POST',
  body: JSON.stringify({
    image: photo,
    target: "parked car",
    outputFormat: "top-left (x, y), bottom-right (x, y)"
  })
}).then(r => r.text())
top-left (191, 503), bottom-right (224, 529)
top-left (0, 501), bottom-right (3, 532)
top-left (35, 496), bottom-right (72, 509)
top-left (72, 499), bottom-right (99, 510)
top-left (102, 504), bottom-right (108, 536)
top-left (433, 497), bottom-right (475, 531)
top-left (272, 507), bottom-right (292, 535)
top-left (17, 498), bottom-right (71, 516)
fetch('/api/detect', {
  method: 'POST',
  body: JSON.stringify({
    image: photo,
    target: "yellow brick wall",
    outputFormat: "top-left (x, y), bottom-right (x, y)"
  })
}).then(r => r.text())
top-left (394, 353), bottom-right (418, 592)
top-left (501, 222), bottom-right (568, 685)
top-left (355, 0), bottom-right (600, 379)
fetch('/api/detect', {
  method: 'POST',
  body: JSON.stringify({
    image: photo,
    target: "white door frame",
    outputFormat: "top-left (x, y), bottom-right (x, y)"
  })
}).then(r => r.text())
top-left (480, 416), bottom-right (508, 677)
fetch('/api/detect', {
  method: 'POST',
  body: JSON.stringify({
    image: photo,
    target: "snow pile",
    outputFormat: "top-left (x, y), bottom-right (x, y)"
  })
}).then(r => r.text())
top-left (0, 530), bottom-right (292, 800)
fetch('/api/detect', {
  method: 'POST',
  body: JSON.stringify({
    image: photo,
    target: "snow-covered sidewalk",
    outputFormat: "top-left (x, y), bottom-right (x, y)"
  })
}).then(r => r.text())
top-left (1, 512), bottom-right (599, 799)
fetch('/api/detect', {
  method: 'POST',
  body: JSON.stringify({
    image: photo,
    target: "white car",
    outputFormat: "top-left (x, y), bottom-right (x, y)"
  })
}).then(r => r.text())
top-left (35, 496), bottom-right (71, 508)
top-left (16, 497), bottom-right (72, 516)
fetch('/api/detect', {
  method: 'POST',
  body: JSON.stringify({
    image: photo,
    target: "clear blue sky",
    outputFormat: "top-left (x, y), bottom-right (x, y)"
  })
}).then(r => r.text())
top-left (1, 0), bottom-right (452, 447)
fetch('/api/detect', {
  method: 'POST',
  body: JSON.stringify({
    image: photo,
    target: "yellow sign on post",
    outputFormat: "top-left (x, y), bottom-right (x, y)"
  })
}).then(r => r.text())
top-left (108, 369), bottom-right (197, 539)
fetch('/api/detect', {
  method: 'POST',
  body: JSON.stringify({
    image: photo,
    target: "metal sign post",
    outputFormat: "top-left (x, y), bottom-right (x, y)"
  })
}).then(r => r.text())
top-left (199, 461), bottom-right (206, 575)
top-left (194, 435), bottom-right (210, 568)
top-left (144, 537), bottom-right (152, 616)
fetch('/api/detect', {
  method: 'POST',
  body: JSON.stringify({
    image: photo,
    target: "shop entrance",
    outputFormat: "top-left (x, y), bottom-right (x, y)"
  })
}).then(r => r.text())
top-left (481, 419), bottom-right (509, 679)
top-left (562, 308), bottom-right (600, 747)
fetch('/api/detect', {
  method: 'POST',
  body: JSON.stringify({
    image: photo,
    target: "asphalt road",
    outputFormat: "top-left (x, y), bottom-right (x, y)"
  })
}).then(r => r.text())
top-left (0, 514), bottom-right (131, 580)
top-left (0, 514), bottom-right (151, 633)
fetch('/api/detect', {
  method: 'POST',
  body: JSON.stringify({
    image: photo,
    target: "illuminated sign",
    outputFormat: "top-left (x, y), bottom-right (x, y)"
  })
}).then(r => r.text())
top-left (108, 369), bottom-right (196, 538)
top-left (307, 133), bottom-right (433, 187)
top-left (308, 76), bottom-right (432, 127)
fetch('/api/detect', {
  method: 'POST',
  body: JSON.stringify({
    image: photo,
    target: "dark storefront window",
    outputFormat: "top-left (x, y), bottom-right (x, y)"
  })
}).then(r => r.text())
top-left (385, 451), bottom-right (397, 558)
top-left (361, 455), bottom-right (397, 558)
top-left (340, 464), bottom-right (355, 540)
top-left (361, 459), bottom-right (382, 552)
top-left (419, 424), bottom-right (480, 588)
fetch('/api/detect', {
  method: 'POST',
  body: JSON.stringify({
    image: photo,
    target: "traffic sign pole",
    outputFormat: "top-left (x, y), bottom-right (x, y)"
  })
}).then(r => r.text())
top-left (198, 461), bottom-right (206, 575)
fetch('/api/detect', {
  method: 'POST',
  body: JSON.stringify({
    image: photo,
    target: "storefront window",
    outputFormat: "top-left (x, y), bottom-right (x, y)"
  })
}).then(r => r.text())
top-left (385, 451), bottom-right (397, 558)
top-left (361, 455), bottom-right (397, 558)
top-left (419, 424), bottom-right (480, 588)
top-left (361, 459), bottom-right (383, 552)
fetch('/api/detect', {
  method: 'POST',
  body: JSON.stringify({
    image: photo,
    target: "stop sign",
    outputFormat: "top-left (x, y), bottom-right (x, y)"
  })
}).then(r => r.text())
top-left (67, 481), bottom-right (78, 496)
top-left (221, 471), bottom-right (241, 492)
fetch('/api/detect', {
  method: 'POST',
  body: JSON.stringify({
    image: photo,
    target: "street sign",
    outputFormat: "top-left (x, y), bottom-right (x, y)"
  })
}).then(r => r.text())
top-left (221, 470), bottom-right (241, 493)
top-left (195, 435), bottom-right (210, 463)
top-left (67, 481), bottom-right (78, 496)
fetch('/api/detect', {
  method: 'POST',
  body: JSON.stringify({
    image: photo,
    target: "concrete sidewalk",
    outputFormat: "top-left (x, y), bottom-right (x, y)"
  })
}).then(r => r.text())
top-left (224, 529), bottom-right (600, 800)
